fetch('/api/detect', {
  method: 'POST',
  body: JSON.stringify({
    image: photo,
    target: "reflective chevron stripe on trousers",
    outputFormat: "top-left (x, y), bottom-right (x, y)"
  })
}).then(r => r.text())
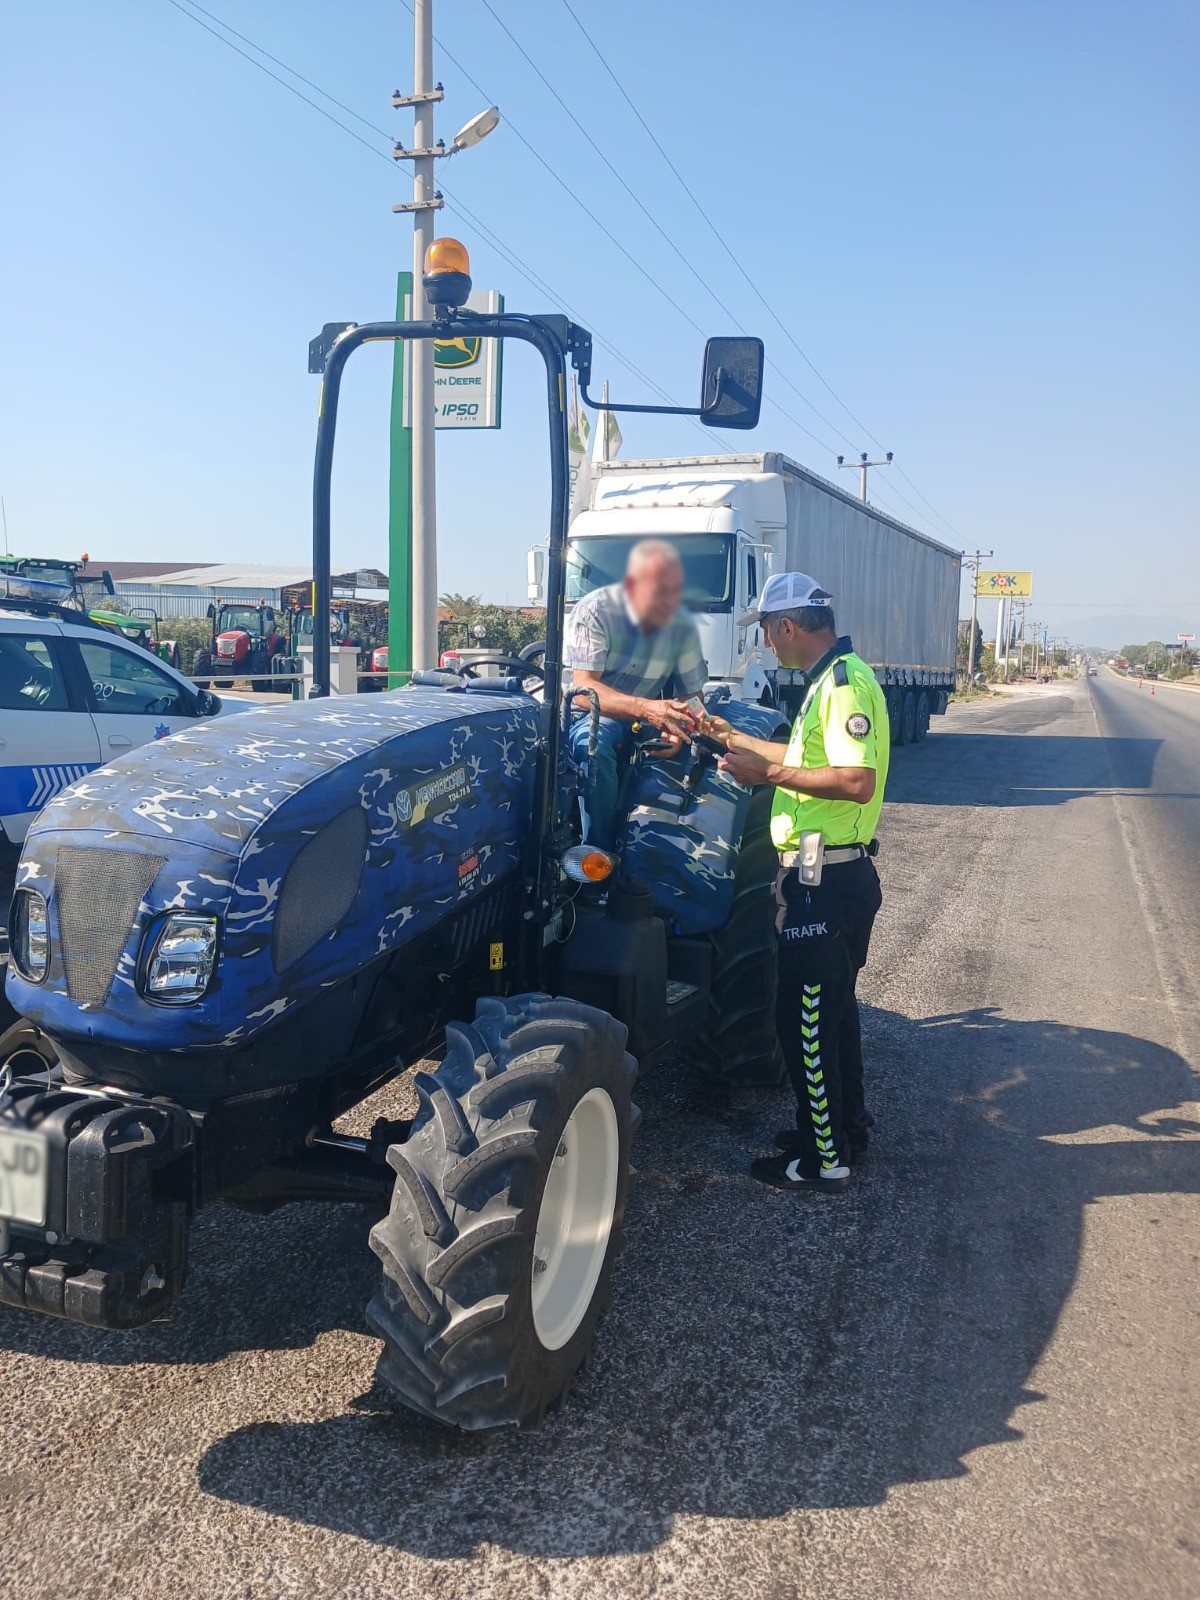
top-left (801, 984), bottom-right (838, 1166)
top-left (774, 858), bottom-right (883, 1177)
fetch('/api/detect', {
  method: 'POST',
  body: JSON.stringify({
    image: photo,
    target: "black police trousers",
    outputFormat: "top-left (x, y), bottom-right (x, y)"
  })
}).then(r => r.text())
top-left (774, 855), bottom-right (883, 1175)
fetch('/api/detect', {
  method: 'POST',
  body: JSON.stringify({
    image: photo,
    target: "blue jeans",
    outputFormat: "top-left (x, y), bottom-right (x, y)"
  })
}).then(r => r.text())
top-left (569, 714), bottom-right (629, 850)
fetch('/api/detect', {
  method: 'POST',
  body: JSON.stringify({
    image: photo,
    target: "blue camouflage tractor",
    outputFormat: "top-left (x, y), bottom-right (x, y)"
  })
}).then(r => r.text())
top-left (0, 249), bottom-right (783, 1429)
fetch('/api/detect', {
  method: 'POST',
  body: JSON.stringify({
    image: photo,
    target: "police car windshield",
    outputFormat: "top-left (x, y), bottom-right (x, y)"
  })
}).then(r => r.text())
top-left (565, 534), bottom-right (734, 613)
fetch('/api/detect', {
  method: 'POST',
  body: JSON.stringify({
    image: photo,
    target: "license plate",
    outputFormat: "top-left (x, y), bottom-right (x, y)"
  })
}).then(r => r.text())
top-left (0, 1126), bottom-right (49, 1227)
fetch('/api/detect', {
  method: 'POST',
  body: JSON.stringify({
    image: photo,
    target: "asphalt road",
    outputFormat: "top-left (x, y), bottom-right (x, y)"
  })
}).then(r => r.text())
top-left (2, 676), bottom-right (1198, 1600)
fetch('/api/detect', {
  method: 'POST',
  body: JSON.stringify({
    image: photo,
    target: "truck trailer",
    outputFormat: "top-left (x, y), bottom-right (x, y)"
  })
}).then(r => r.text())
top-left (533, 453), bottom-right (962, 744)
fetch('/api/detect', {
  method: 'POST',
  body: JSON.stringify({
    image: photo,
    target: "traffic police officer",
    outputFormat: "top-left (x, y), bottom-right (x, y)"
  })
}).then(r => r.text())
top-left (708, 571), bottom-right (889, 1193)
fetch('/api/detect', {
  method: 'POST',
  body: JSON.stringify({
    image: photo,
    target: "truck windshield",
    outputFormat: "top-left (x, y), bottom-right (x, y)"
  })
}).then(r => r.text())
top-left (565, 533), bottom-right (735, 612)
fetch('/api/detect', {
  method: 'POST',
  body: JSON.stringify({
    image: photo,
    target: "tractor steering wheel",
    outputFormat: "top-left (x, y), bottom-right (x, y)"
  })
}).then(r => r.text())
top-left (457, 654), bottom-right (546, 691)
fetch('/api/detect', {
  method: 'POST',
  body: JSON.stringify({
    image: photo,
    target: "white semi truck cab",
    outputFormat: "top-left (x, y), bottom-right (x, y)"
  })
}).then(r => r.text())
top-left (529, 453), bottom-right (960, 739)
top-left (560, 465), bottom-right (787, 707)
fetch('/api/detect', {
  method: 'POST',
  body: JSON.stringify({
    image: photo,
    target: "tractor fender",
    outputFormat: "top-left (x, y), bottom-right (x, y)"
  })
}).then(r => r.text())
top-left (618, 700), bottom-right (785, 937)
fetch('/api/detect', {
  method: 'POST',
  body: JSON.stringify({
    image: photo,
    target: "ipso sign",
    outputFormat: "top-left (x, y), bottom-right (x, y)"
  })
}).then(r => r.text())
top-left (404, 289), bottom-right (504, 430)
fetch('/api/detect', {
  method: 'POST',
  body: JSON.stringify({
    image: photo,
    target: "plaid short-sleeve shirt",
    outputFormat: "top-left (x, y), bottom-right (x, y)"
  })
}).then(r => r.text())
top-left (564, 584), bottom-right (708, 701)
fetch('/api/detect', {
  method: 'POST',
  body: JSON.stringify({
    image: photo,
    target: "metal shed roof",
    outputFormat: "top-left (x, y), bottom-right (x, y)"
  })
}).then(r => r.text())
top-left (131, 563), bottom-right (316, 588)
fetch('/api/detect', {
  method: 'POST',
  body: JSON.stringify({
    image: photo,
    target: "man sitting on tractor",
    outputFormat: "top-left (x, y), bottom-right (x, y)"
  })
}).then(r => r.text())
top-left (564, 539), bottom-right (705, 849)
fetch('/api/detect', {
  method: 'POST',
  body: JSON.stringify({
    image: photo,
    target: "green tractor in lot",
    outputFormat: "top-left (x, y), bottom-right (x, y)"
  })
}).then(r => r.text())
top-left (86, 604), bottom-right (181, 669)
top-left (0, 555), bottom-right (180, 667)
top-left (0, 245), bottom-right (776, 1429)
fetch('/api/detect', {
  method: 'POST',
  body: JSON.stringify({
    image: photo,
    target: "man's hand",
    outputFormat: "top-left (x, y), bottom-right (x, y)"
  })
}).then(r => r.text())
top-left (639, 697), bottom-right (700, 743)
top-left (697, 712), bottom-right (734, 747)
top-left (718, 732), bottom-right (774, 786)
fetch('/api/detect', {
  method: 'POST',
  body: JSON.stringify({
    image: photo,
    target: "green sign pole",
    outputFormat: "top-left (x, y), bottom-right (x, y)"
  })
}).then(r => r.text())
top-left (387, 270), bottom-right (413, 684)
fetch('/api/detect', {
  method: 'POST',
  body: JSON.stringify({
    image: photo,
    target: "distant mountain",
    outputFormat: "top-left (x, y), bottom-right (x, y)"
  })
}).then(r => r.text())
top-left (1044, 612), bottom-right (1197, 651)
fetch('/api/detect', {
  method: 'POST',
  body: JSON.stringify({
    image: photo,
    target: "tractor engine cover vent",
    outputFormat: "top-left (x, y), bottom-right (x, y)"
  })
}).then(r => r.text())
top-left (272, 805), bottom-right (368, 972)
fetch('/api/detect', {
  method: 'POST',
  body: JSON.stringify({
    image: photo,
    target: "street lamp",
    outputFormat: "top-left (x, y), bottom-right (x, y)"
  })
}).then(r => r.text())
top-left (450, 106), bottom-right (501, 153)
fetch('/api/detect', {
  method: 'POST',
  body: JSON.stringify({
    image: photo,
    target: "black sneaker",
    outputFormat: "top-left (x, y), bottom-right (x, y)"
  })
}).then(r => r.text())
top-left (749, 1154), bottom-right (851, 1193)
top-left (774, 1129), bottom-right (869, 1166)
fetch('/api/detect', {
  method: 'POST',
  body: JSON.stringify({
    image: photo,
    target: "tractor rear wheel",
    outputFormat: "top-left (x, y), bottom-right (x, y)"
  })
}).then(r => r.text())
top-left (250, 649), bottom-right (272, 692)
top-left (688, 784), bottom-right (786, 1089)
top-left (367, 993), bottom-right (638, 1430)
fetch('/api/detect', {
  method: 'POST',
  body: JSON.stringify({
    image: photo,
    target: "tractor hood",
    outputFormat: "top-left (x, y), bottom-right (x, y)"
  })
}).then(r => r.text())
top-left (215, 629), bottom-right (251, 658)
top-left (7, 688), bottom-right (541, 1053)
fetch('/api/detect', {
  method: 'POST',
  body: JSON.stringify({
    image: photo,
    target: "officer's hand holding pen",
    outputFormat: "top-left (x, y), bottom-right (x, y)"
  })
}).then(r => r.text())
top-left (717, 735), bottom-right (775, 786)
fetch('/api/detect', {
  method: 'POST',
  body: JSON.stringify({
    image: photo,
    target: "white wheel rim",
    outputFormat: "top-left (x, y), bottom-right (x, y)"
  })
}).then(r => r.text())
top-left (530, 1086), bottom-right (620, 1352)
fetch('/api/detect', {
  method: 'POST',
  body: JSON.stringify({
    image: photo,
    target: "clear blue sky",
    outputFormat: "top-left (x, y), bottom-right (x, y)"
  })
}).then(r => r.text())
top-left (2, 0), bottom-right (1197, 646)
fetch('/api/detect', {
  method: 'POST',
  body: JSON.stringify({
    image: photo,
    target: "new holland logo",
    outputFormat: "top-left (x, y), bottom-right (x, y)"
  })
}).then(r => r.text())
top-left (434, 334), bottom-right (481, 369)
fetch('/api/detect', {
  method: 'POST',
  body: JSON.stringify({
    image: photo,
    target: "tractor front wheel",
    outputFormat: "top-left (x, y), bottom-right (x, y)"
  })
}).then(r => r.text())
top-left (367, 994), bottom-right (638, 1430)
top-left (192, 649), bottom-right (212, 690)
top-left (0, 1020), bottom-right (61, 1077)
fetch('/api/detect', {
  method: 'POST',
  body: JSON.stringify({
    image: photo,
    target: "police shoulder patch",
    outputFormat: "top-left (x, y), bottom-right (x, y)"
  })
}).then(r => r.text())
top-left (846, 712), bottom-right (871, 739)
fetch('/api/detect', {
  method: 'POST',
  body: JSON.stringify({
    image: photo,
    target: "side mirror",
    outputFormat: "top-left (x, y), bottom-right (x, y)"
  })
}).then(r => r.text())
top-left (700, 337), bottom-right (764, 430)
top-left (206, 602), bottom-right (216, 620)
top-left (527, 546), bottom-right (545, 602)
top-left (196, 689), bottom-right (220, 716)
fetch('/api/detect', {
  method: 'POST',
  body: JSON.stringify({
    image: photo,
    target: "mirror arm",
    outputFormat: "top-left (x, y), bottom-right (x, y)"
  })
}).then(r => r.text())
top-left (578, 379), bottom-right (705, 419)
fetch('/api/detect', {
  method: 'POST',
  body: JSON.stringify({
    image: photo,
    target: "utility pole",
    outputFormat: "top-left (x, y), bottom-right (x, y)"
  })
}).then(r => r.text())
top-left (393, 0), bottom-right (443, 671)
top-left (998, 597), bottom-right (1016, 682)
top-left (837, 450), bottom-right (893, 503)
top-left (961, 549), bottom-right (993, 680)
top-left (391, 29), bottom-right (499, 673)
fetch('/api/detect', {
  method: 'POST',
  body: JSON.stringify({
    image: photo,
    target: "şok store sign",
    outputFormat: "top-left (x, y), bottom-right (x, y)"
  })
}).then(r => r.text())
top-left (976, 570), bottom-right (1033, 599)
top-left (405, 288), bottom-right (504, 430)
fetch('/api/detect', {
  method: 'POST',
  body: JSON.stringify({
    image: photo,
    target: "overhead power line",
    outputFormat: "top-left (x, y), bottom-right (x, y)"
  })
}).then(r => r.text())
top-left (391, 0), bottom-right (854, 460)
top-left (474, 0), bottom-right (856, 456)
top-left (556, 0), bottom-right (968, 543)
top-left (160, 0), bottom-right (733, 454)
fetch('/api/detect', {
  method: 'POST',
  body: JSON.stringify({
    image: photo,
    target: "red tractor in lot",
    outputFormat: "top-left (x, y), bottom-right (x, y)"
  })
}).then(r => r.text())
top-left (192, 601), bottom-right (288, 692)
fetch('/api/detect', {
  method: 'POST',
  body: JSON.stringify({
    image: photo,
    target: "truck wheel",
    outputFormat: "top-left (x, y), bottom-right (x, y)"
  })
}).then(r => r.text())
top-left (689, 785), bottom-right (786, 1089)
top-left (898, 689), bottom-right (917, 745)
top-left (192, 649), bottom-right (212, 690)
top-left (367, 994), bottom-right (638, 1430)
top-left (914, 690), bottom-right (931, 742)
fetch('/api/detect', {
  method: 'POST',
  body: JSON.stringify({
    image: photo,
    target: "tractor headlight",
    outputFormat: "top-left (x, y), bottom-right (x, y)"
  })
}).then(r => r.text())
top-left (142, 914), bottom-right (219, 1004)
top-left (10, 889), bottom-right (49, 983)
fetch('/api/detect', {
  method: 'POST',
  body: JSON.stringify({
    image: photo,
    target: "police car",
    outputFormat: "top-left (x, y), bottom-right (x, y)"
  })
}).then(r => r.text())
top-left (0, 583), bottom-right (245, 859)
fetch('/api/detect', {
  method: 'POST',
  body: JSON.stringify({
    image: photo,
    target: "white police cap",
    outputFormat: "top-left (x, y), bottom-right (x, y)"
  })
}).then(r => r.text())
top-left (737, 571), bottom-right (834, 627)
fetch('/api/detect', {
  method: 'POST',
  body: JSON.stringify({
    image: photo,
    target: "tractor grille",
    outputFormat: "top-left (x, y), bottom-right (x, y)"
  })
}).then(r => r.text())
top-left (55, 847), bottom-right (165, 1005)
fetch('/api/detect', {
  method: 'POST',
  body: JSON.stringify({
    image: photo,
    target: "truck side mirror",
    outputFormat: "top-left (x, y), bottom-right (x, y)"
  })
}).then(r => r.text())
top-left (206, 603), bottom-right (216, 620)
top-left (527, 546), bottom-right (545, 603)
top-left (700, 337), bottom-right (764, 430)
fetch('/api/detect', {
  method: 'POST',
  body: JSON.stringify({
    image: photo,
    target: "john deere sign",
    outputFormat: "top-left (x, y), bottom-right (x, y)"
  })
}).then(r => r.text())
top-left (435, 333), bottom-right (482, 368)
top-left (404, 288), bottom-right (504, 430)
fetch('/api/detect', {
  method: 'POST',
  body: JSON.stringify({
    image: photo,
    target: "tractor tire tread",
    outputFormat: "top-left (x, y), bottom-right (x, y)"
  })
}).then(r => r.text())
top-left (367, 993), bottom-right (637, 1430)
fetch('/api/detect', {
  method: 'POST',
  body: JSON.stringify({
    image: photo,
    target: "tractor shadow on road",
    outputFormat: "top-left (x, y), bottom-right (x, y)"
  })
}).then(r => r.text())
top-left (191, 1005), bottom-right (1200, 1558)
